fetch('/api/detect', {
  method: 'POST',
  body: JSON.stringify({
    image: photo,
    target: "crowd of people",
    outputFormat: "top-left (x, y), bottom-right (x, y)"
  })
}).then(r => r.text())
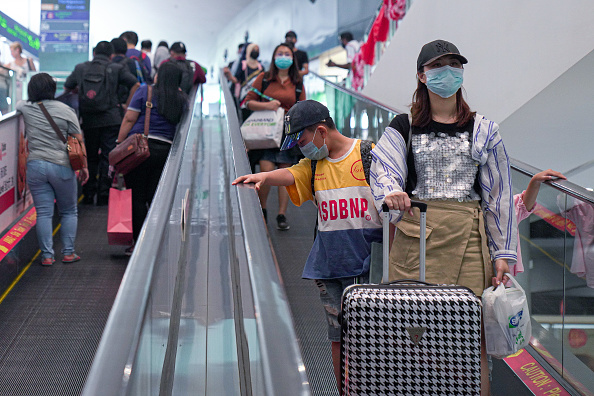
top-left (17, 30), bottom-right (206, 262)
top-left (10, 26), bottom-right (579, 394)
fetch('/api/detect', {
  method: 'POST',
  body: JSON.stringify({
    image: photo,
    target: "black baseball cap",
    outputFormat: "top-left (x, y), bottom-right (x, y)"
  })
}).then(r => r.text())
top-left (281, 100), bottom-right (330, 151)
top-left (170, 41), bottom-right (187, 53)
top-left (417, 40), bottom-right (467, 71)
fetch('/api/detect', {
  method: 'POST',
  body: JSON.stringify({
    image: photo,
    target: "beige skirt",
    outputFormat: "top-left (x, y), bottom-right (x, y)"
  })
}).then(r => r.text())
top-left (389, 200), bottom-right (493, 296)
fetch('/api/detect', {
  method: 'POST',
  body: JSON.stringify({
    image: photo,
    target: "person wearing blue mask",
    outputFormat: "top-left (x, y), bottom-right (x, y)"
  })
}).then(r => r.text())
top-left (370, 39), bottom-right (517, 395)
top-left (233, 100), bottom-right (382, 390)
top-left (242, 43), bottom-right (306, 230)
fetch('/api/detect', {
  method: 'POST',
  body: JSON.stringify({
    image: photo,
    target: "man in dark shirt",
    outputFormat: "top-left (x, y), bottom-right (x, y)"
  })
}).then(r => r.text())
top-left (285, 31), bottom-right (309, 76)
top-left (64, 41), bottom-right (139, 205)
top-left (161, 41), bottom-right (207, 94)
top-left (120, 31), bottom-right (151, 83)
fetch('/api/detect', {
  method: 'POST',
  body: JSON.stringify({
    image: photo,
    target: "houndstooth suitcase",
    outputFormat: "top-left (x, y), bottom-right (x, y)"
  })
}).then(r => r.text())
top-left (341, 201), bottom-right (482, 395)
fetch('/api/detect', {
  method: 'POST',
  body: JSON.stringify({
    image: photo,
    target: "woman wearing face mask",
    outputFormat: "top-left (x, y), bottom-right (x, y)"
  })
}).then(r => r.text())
top-left (370, 40), bottom-right (517, 395)
top-left (243, 43), bottom-right (306, 230)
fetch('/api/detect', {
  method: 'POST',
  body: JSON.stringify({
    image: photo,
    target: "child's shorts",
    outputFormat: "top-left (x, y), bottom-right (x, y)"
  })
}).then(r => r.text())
top-left (314, 273), bottom-right (369, 342)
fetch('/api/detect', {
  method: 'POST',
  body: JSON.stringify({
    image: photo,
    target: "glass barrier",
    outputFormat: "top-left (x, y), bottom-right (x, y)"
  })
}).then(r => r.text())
top-left (303, 72), bottom-right (594, 394)
top-left (303, 72), bottom-right (402, 144)
top-left (511, 164), bottom-right (594, 394)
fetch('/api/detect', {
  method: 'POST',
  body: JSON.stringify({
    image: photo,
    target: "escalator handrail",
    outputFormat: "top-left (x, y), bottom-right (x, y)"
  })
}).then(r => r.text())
top-left (81, 85), bottom-right (199, 396)
top-left (308, 70), bottom-right (406, 115)
top-left (221, 72), bottom-right (311, 395)
top-left (308, 71), bottom-right (594, 205)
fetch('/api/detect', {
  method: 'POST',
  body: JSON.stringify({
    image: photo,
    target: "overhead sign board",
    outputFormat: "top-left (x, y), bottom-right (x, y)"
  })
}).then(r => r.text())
top-left (0, 11), bottom-right (40, 57)
top-left (39, 0), bottom-right (90, 72)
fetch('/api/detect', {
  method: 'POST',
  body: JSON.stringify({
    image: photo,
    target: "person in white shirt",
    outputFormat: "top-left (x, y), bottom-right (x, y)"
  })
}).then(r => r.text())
top-left (326, 32), bottom-right (360, 71)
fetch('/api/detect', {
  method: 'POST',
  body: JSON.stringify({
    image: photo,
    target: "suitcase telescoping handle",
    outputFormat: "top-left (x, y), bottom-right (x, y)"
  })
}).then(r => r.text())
top-left (381, 200), bottom-right (428, 282)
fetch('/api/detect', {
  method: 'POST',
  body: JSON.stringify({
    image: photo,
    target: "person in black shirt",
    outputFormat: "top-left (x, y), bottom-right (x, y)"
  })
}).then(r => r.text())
top-left (64, 41), bottom-right (139, 205)
top-left (285, 31), bottom-right (309, 76)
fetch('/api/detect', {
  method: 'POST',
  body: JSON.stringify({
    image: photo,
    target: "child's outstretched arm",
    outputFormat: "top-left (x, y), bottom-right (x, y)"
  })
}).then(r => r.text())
top-left (232, 169), bottom-right (295, 191)
top-left (523, 169), bottom-right (567, 211)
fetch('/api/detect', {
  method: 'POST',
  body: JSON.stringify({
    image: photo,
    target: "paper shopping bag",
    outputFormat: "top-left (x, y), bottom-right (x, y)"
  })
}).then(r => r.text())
top-left (107, 187), bottom-right (133, 245)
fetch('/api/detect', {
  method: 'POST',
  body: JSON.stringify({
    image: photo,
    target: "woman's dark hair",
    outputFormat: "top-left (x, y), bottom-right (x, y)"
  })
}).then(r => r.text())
top-left (410, 78), bottom-right (474, 128)
top-left (264, 43), bottom-right (301, 86)
top-left (28, 73), bottom-right (56, 102)
top-left (155, 62), bottom-right (188, 125)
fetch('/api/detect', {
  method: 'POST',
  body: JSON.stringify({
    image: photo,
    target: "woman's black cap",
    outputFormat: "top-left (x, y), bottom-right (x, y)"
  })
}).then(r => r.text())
top-left (417, 40), bottom-right (468, 71)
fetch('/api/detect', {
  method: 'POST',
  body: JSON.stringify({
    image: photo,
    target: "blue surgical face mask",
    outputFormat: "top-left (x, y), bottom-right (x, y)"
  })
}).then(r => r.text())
top-left (300, 130), bottom-right (329, 160)
top-left (424, 65), bottom-right (464, 98)
top-left (274, 55), bottom-right (293, 70)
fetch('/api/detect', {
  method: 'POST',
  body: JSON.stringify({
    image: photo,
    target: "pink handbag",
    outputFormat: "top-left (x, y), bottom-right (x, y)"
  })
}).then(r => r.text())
top-left (107, 187), bottom-right (133, 245)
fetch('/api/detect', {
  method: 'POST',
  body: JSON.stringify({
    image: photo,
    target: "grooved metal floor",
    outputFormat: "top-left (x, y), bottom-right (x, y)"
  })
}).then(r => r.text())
top-left (0, 204), bottom-right (128, 396)
top-left (265, 188), bottom-right (339, 396)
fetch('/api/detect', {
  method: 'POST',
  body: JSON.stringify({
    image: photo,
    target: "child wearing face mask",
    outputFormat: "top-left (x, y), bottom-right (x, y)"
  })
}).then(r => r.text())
top-left (242, 43), bottom-right (306, 231)
top-left (370, 39), bottom-right (517, 394)
top-left (233, 100), bottom-right (382, 391)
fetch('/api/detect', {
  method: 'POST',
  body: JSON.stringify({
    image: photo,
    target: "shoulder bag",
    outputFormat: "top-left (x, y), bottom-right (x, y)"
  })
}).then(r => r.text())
top-left (37, 102), bottom-right (86, 171)
top-left (108, 85), bottom-right (152, 175)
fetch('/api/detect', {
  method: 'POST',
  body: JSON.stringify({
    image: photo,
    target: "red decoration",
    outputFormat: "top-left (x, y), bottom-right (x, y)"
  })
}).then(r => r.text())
top-left (386, 0), bottom-right (407, 21)
top-left (568, 329), bottom-right (588, 349)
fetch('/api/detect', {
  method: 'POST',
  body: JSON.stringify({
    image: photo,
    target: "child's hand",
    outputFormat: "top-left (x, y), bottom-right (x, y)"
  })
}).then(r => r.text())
top-left (232, 173), bottom-right (266, 190)
top-left (532, 169), bottom-right (566, 184)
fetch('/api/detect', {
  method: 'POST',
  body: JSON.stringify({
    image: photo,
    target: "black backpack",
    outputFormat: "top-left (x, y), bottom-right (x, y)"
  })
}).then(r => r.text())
top-left (171, 58), bottom-right (194, 93)
top-left (129, 53), bottom-right (150, 84)
top-left (79, 60), bottom-right (114, 113)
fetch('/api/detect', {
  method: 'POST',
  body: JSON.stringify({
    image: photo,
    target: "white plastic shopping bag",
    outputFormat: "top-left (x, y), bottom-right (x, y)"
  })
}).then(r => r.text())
top-left (240, 107), bottom-right (285, 150)
top-left (482, 273), bottom-right (532, 359)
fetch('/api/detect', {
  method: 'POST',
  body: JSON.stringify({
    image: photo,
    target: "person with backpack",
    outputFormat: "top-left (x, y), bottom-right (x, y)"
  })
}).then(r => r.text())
top-left (120, 31), bottom-right (152, 84)
top-left (369, 39), bottom-right (516, 394)
top-left (160, 41), bottom-right (206, 94)
top-left (242, 42), bottom-right (306, 230)
top-left (64, 41), bottom-right (139, 206)
top-left (233, 100), bottom-right (381, 390)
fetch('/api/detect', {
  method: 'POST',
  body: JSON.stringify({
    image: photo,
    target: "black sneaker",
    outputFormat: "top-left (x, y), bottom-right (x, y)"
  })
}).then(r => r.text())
top-left (276, 214), bottom-right (290, 230)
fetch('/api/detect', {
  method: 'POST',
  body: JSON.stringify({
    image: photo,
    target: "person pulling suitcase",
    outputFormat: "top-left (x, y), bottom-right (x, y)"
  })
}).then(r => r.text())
top-left (369, 39), bottom-right (517, 394)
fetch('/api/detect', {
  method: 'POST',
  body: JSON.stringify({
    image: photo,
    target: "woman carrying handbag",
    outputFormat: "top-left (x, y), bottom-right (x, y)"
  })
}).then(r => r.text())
top-left (116, 62), bottom-right (188, 255)
top-left (17, 73), bottom-right (89, 266)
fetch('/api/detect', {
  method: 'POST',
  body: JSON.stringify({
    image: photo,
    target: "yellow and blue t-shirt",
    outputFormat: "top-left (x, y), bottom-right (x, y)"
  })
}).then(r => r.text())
top-left (286, 139), bottom-right (382, 279)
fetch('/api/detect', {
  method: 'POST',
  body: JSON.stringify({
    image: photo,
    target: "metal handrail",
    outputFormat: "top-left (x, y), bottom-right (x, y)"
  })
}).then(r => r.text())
top-left (222, 72), bottom-right (310, 395)
top-left (81, 85), bottom-right (199, 396)
top-left (308, 70), bottom-right (406, 115)
top-left (308, 71), bottom-right (594, 205)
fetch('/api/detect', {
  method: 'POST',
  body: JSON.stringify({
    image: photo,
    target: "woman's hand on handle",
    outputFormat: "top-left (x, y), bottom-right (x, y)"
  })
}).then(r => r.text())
top-left (384, 192), bottom-right (413, 216)
top-left (492, 258), bottom-right (510, 287)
